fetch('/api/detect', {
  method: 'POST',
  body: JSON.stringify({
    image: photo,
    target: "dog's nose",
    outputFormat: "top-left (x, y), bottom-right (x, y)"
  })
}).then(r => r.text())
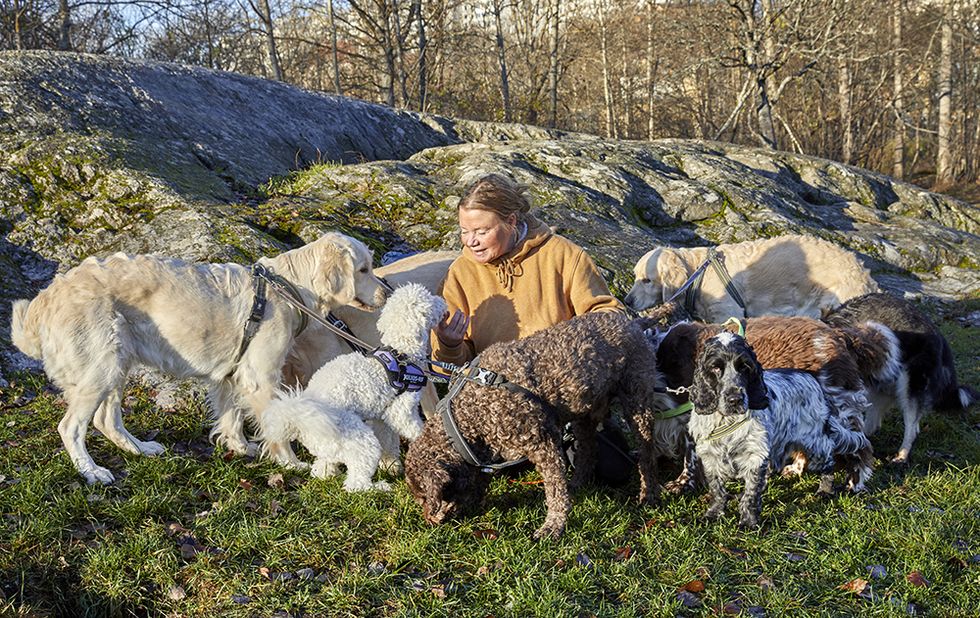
top-left (724, 391), bottom-right (744, 408)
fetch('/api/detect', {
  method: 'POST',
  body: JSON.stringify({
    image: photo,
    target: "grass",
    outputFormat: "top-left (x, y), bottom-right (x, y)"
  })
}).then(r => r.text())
top-left (1, 301), bottom-right (978, 617)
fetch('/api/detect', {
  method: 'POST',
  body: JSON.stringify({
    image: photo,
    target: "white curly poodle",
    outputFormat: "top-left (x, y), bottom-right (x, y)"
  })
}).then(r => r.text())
top-left (258, 283), bottom-right (447, 489)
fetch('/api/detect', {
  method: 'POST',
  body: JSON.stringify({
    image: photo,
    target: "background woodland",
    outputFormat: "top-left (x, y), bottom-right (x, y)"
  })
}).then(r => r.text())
top-left (3, 0), bottom-right (979, 194)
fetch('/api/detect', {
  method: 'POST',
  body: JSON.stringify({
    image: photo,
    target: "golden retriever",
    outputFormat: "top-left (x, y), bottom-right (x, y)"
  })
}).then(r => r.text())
top-left (624, 234), bottom-right (879, 322)
top-left (10, 232), bottom-right (388, 484)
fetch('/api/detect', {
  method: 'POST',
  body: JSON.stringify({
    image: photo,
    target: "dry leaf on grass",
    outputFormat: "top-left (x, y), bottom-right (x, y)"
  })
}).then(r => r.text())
top-left (239, 478), bottom-right (253, 490)
top-left (838, 578), bottom-right (869, 595)
top-left (472, 528), bottom-right (498, 540)
top-left (613, 546), bottom-right (633, 562)
top-left (906, 571), bottom-right (929, 587)
top-left (678, 580), bottom-right (705, 593)
top-left (267, 473), bottom-right (285, 489)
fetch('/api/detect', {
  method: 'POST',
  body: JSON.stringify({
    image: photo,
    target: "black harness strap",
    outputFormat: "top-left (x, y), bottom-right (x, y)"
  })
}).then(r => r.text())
top-left (439, 357), bottom-right (531, 473)
top-left (680, 248), bottom-right (747, 319)
top-left (236, 270), bottom-right (268, 362)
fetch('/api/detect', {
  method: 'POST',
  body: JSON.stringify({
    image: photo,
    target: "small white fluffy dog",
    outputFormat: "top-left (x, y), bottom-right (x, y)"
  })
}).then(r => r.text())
top-left (624, 234), bottom-right (879, 322)
top-left (10, 233), bottom-right (388, 484)
top-left (259, 283), bottom-right (447, 489)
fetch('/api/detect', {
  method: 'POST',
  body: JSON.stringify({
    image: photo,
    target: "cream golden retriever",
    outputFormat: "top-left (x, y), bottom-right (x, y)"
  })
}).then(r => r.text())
top-left (10, 232), bottom-right (389, 484)
top-left (624, 234), bottom-right (879, 322)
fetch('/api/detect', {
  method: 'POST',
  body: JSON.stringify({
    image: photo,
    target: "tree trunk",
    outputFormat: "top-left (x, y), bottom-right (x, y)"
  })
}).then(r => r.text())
top-left (547, 0), bottom-right (560, 128)
top-left (621, 25), bottom-right (632, 139)
top-left (415, 0), bottom-right (427, 110)
top-left (936, 0), bottom-right (953, 187)
top-left (838, 58), bottom-right (853, 165)
top-left (391, 0), bottom-right (409, 106)
top-left (57, 0), bottom-right (73, 51)
top-left (598, 0), bottom-right (616, 138)
top-left (646, 0), bottom-right (656, 139)
top-left (256, 0), bottom-right (284, 81)
top-left (328, 0), bottom-right (342, 95)
top-left (492, 0), bottom-right (512, 122)
top-left (755, 0), bottom-right (777, 149)
top-left (892, 0), bottom-right (905, 178)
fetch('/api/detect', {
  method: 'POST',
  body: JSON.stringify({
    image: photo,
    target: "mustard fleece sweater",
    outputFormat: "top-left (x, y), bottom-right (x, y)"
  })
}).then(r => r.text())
top-left (432, 215), bottom-right (624, 365)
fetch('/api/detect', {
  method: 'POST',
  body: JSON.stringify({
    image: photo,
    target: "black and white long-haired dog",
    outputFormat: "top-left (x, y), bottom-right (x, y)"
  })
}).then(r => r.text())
top-left (688, 331), bottom-right (874, 529)
top-left (823, 293), bottom-right (978, 463)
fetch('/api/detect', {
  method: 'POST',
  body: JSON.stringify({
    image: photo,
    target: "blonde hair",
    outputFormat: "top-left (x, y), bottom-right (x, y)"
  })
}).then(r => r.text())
top-left (458, 173), bottom-right (531, 223)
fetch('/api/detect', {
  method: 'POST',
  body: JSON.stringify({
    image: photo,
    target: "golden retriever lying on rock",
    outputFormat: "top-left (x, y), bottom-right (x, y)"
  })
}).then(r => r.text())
top-left (625, 234), bottom-right (879, 322)
top-left (10, 232), bottom-right (388, 484)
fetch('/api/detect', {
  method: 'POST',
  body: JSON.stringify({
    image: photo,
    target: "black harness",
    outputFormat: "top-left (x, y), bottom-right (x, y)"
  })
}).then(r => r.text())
top-left (670, 248), bottom-right (747, 320)
top-left (235, 264), bottom-right (310, 363)
top-left (438, 356), bottom-right (558, 473)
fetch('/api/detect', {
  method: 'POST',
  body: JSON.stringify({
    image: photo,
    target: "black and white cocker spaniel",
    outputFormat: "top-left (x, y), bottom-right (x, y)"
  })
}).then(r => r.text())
top-left (688, 331), bottom-right (874, 529)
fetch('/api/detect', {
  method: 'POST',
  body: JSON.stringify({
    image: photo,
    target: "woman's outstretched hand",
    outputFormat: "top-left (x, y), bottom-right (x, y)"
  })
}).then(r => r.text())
top-left (435, 309), bottom-right (470, 347)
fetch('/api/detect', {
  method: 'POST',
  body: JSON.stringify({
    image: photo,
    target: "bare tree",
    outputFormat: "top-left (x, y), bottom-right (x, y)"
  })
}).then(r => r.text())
top-left (935, 0), bottom-right (953, 187)
top-left (892, 0), bottom-right (905, 178)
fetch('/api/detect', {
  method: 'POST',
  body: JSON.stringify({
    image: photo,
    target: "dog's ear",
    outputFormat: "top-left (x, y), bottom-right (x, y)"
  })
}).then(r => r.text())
top-left (739, 341), bottom-right (770, 410)
top-left (689, 346), bottom-right (719, 413)
top-left (656, 249), bottom-right (690, 303)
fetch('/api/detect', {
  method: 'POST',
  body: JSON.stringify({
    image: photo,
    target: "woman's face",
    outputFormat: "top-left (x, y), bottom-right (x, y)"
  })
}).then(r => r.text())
top-left (458, 208), bottom-right (517, 264)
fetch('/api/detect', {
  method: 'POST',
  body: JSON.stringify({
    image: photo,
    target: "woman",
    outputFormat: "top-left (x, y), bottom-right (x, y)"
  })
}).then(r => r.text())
top-left (433, 173), bottom-right (623, 364)
top-left (433, 173), bottom-right (633, 486)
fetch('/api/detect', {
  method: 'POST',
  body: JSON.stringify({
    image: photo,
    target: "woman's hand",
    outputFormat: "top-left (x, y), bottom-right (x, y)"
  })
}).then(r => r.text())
top-left (435, 309), bottom-right (470, 347)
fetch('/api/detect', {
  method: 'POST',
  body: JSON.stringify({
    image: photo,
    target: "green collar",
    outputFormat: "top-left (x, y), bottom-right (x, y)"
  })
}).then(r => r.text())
top-left (655, 401), bottom-right (693, 420)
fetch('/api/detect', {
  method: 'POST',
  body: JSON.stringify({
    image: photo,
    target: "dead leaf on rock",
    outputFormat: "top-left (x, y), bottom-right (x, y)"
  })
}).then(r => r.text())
top-left (839, 578), bottom-right (869, 595)
top-left (906, 571), bottom-right (929, 587)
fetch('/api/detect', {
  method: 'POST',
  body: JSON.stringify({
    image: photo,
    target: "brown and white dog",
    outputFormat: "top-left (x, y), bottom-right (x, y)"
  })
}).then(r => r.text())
top-left (689, 332), bottom-right (873, 528)
top-left (10, 233), bottom-right (389, 484)
top-left (647, 315), bottom-right (900, 490)
top-left (823, 293), bottom-right (979, 463)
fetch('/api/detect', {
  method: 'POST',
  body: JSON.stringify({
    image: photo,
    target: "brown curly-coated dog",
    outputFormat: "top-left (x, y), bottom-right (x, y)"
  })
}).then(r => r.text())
top-left (404, 311), bottom-right (673, 539)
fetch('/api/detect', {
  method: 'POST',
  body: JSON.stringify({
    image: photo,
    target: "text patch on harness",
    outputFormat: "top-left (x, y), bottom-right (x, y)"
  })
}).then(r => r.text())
top-left (372, 347), bottom-right (428, 394)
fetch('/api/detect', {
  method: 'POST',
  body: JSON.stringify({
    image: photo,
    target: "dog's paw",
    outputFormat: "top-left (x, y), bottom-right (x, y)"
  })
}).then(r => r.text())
top-left (137, 440), bottom-right (166, 456)
top-left (737, 515), bottom-right (761, 530)
top-left (378, 458), bottom-right (403, 475)
top-left (82, 465), bottom-right (116, 485)
top-left (888, 451), bottom-right (911, 466)
top-left (532, 522), bottom-right (565, 541)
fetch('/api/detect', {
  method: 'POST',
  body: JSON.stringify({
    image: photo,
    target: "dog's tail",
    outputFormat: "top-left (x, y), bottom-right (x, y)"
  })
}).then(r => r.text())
top-left (10, 299), bottom-right (43, 359)
top-left (254, 391), bottom-right (303, 452)
top-left (837, 321), bottom-right (902, 389)
top-left (934, 336), bottom-right (979, 411)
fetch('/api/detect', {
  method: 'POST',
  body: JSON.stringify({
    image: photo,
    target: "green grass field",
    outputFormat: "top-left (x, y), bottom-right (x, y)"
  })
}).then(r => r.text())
top-left (1, 300), bottom-right (978, 617)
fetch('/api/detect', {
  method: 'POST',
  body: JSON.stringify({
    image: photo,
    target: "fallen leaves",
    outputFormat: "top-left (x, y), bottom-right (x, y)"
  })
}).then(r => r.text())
top-left (267, 473), bottom-right (285, 489)
top-left (906, 571), bottom-right (929, 588)
top-left (613, 546), bottom-right (633, 562)
top-left (678, 579), bottom-right (705, 593)
top-left (839, 578), bottom-right (869, 595)
top-left (472, 528), bottom-right (498, 540)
